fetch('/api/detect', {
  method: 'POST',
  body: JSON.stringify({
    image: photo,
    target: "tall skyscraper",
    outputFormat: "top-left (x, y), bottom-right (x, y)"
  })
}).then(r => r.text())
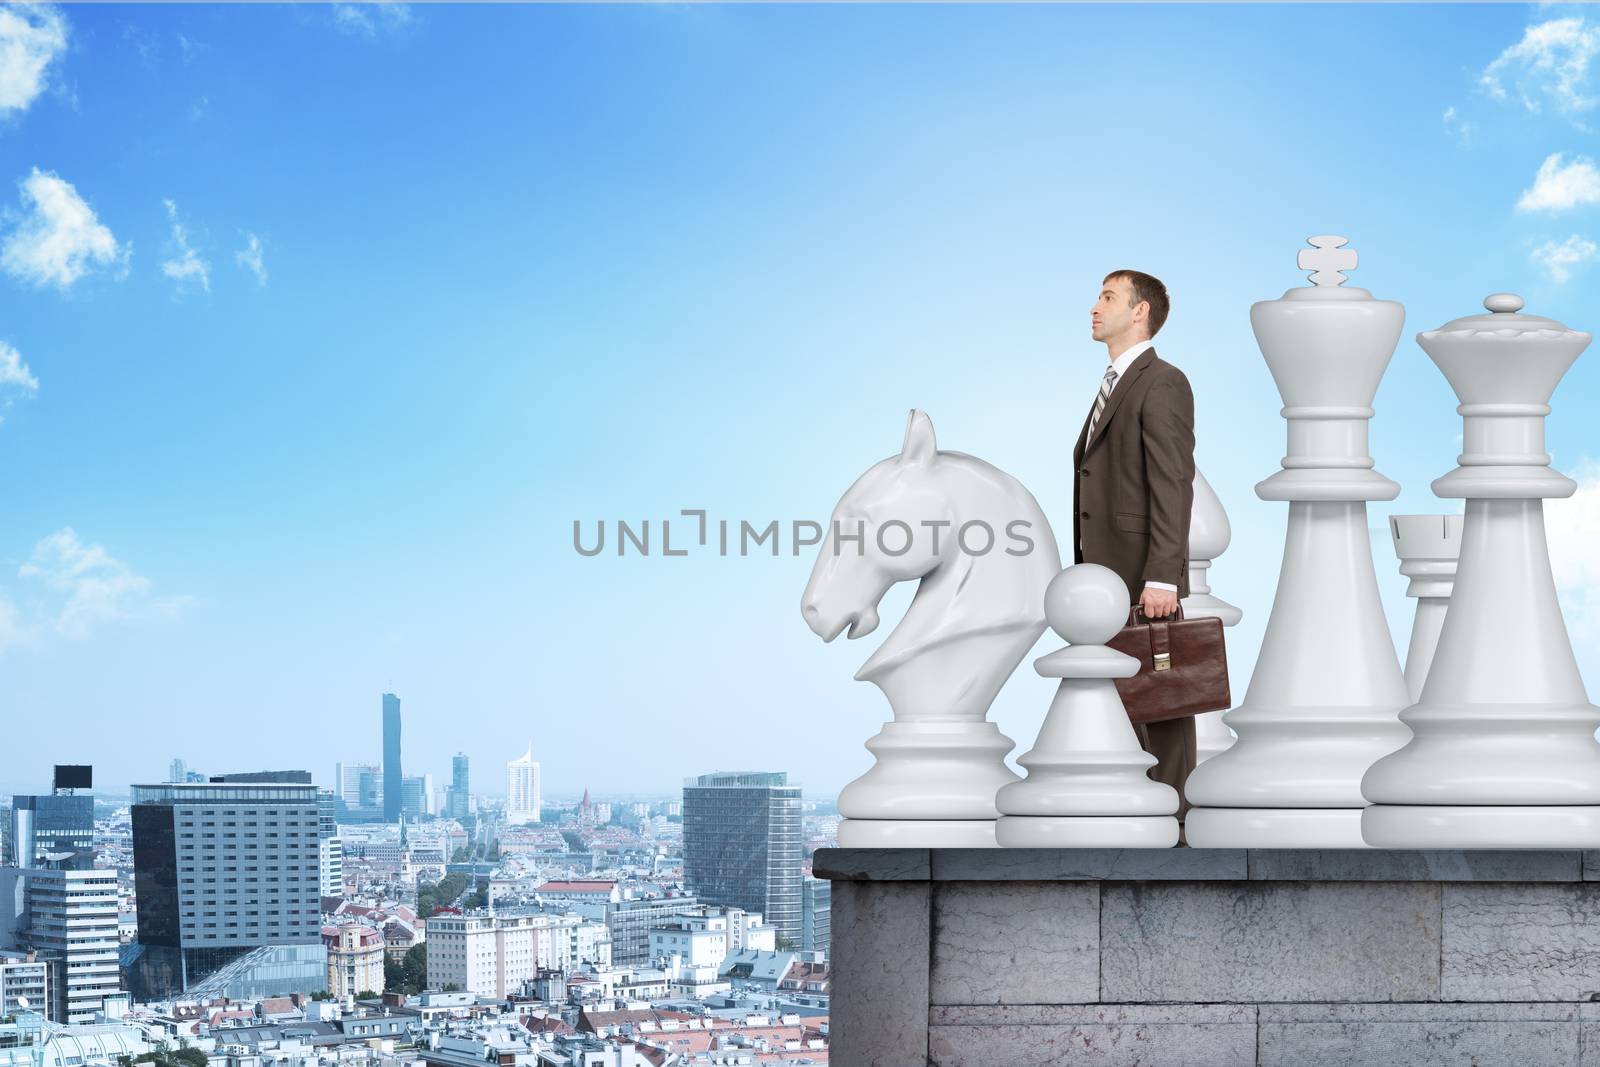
top-left (128, 772), bottom-right (325, 1001)
top-left (682, 771), bottom-right (802, 946)
top-left (506, 746), bottom-right (541, 825)
top-left (11, 766), bottom-right (95, 871)
top-left (449, 753), bottom-right (470, 820)
top-left (382, 694), bottom-right (402, 822)
top-left (168, 759), bottom-right (187, 784)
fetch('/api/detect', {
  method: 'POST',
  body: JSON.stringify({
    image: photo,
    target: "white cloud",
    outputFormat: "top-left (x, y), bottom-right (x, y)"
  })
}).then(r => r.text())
top-left (1517, 153), bottom-right (1600, 212)
top-left (1531, 234), bottom-right (1598, 282)
top-left (332, 2), bottom-right (413, 37)
top-left (0, 339), bottom-right (37, 393)
top-left (1443, 105), bottom-right (1474, 145)
top-left (17, 527), bottom-right (177, 638)
top-left (1480, 16), bottom-right (1600, 115)
top-left (0, 167), bottom-right (126, 289)
top-left (0, 3), bottom-right (67, 119)
top-left (160, 197), bottom-right (210, 294)
top-left (235, 231), bottom-right (266, 286)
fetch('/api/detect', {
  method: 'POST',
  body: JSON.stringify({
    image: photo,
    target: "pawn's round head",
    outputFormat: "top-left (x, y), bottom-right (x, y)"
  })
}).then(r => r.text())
top-left (1043, 564), bottom-right (1130, 645)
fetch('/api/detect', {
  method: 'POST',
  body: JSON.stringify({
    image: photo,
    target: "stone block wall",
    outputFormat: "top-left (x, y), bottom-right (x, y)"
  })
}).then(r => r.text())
top-left (816, 848), bottom-right (1600, 1066)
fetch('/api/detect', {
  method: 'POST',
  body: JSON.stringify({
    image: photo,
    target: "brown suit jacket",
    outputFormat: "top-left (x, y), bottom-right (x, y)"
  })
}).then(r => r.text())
top-left (1072, 346), bottom-right (1196, 603)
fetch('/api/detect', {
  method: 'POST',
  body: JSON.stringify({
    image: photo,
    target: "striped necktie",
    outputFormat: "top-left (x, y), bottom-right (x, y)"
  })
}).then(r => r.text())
top-left (1087, 365), bottom-right (1118, 443)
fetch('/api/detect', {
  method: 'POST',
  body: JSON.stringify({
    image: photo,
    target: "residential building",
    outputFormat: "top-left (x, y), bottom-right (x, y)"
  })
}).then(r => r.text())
top-left (127, 773), bottom-right (325, 1000)
top-left (0, 952), bottom-right (47, 1015)
top-left (506, 747), bottom-right (540, 826)
top-left (382, 693), bottom-right (403, 822)
top-left (426, 912), bottom-right (610, 997)
top-left (322, 924), bottom-right (384, 998)
top-left (681, 772), bottom-right (803, 945)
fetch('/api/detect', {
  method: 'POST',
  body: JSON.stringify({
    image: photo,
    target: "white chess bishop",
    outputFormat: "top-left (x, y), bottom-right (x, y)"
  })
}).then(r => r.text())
top-left (995, 564), bottom-right (1180, 848)
top-left (801, 410), bottom-right (1061, 848)
top-left (1362, 295), bottom-right (1600, 848)
top-left (1185, 467), bottom-right (1242, 762)
top-left (1184, 236), bottom-right (1412, 848)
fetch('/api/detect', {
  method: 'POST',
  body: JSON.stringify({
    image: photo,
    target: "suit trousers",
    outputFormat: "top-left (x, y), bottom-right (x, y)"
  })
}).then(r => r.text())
top-left (1133, 716), bottom-right (1197, 828)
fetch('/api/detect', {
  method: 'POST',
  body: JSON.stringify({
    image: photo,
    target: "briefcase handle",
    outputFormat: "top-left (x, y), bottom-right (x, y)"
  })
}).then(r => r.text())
top-left (1127, 604), bottom-right (1183, 672)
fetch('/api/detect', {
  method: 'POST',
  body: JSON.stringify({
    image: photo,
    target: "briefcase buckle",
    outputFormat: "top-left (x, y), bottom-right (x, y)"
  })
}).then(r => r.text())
top-left (1153, 652), bottom-right (1172, 672)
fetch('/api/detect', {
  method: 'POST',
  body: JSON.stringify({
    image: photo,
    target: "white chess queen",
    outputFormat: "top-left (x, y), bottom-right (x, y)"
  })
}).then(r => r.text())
top-left (801, 410), bottom-right (1061, 848)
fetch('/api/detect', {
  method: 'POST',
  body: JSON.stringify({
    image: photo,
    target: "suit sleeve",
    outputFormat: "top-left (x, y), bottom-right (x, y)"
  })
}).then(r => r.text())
top-left (1140, 372), bottom-right (1196, 586)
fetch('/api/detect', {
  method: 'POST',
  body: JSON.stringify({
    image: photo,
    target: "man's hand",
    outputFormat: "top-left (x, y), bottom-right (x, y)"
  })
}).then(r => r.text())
top-left (1140, 585), bottom-right (1179, 619)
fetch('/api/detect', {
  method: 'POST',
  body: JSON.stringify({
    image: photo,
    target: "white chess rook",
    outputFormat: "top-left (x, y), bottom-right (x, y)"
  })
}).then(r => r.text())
top-left (801, 410), bottom-right (1061, 848)
top-left (1185, 466), bottom-right (1243, 762)
top-left (1184, 236), bottom-right (1411, 848)
top-left (1362, 295), bottom-right (1600, 848)
top-left (995, 564), bottom-right (1180, 848)
top-left (1389, 514), bottom-right (1464, 704)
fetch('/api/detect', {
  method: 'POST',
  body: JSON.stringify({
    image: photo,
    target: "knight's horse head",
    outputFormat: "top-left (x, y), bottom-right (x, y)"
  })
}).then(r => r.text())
top-left (801, 410), bottom-right (952, 644)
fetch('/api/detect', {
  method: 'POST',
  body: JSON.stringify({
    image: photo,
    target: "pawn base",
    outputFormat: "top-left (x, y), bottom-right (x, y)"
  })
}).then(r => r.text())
top-left (837, 818), bottom-right (998, 849)
top-left (1186, 807), bottom-right (1369, 848)
top-left (995, 815), bottom-right (1178, 849)
top-left (1362, 804), bottom-right (1600, 849)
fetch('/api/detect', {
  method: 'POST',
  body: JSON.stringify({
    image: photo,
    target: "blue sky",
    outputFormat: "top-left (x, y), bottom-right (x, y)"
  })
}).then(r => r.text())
top-left (2, 2), bottom-right (1599, 800)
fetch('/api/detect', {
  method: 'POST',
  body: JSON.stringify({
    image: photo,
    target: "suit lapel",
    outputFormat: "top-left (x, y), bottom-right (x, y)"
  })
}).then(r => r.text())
top-left (1083, 347), bottom-right (1156, 456)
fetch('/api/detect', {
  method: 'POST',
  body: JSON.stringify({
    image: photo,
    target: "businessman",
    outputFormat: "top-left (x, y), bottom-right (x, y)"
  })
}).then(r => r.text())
top-left (1072, 269), bottom-right (1198, 818)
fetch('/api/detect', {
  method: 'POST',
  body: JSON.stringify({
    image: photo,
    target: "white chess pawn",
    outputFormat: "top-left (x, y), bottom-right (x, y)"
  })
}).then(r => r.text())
top-left (1184, 236), bottom-right (1411, 848)
top-left (1362, 295), bottom-right (1600, 848)
top-left (1389, 515), bottom-right (1464, 703)
top-left (995, 564), bottom-right (1180, 848)
top-left (1185, 467), bottom-right (1243, 762)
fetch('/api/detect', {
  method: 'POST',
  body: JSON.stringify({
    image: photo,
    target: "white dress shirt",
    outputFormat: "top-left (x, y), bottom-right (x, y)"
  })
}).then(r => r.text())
top-left (1085, 339), bottom-right (1176, 594)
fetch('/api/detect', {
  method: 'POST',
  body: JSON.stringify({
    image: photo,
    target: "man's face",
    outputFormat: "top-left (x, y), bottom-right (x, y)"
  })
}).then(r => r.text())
top-left (1090, 276), bottom-right (1145, 344)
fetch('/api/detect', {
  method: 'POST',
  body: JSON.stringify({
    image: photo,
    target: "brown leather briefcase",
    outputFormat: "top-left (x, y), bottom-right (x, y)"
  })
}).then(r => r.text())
top-left (1108, 605), bottom-right (1231, 725)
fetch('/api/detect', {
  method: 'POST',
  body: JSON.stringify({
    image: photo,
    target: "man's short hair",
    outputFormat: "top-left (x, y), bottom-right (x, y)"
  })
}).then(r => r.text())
top-left (1103, 269), bottom-right (1170, 338)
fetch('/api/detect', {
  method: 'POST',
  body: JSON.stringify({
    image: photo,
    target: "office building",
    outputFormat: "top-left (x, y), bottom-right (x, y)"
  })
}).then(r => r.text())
top-left (506, 747), bottom-right (540, 826)
top-left (400, 775), bottom-right (434, 819)
top-left (11, 767), bottom-right (95, 871)
top-left (382, 694), bottom-right (402, 822)
top-left (604, 895), bottom-right (700, 967)
top-left (127, 774), bottom-right (324, 1001)
top-left (24, 868), bottom-right (121, 1023)
top-left (801, 877), bottom-right (831, 956)
top-left (0, 952), bottom-right (47, 1015)
top-left (168, 760), bottom-right (186, 785)
top-left (335, 762), bottom-right (382, 810)
top-left (682, 772), bottom-right (803, 946)
top-left (449, 753), bottom-right (470, 820)
top-left (316, 791), bottom-right (343, 899)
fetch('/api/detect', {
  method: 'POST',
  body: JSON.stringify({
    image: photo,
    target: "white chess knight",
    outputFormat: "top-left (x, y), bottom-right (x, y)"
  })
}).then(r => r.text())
top-left (801, 410), bottom-right (1061, 848)
top-left (1362, 295), bottom-right (1600, 848)
top-left (995, 564), bottom-right (1180, 847)
top-left (1389, 514), bottom-right (1464, 703)
top-left (1184, 236), bottom-right (1412, 848)
top-left (1185, 467), bottom-right (1242, 762)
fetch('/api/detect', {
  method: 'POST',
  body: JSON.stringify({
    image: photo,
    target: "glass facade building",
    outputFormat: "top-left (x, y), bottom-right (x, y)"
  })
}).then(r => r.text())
top-left (382, 694), bottom-right (402, 822)
top-left (681, 772), bottom-right (803, 946)
top-left (10, 795), bottom-right (94, 871)
top-left (128, 777), bottom-right (325, 1001)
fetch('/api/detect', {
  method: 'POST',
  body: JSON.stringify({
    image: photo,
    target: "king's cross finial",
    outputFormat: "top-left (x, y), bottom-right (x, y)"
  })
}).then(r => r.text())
top-left (1297, 235), bottom-right (1357, 286)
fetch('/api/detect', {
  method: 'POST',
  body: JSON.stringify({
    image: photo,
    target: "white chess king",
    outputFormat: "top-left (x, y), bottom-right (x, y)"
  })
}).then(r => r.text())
top-left (1184, 236), bottom-right (1411, 848)
top-left (1362, 294), bottom-right (1600, 848)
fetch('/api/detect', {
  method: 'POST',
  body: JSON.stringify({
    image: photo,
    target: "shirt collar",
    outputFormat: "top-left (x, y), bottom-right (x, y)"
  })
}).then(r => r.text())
top-left (1107, 339), bottom-right (1154, 380)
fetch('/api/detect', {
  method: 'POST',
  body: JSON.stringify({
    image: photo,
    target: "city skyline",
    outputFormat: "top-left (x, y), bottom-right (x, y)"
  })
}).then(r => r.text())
top-left (5, 5), bottom-right (1600, 799)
